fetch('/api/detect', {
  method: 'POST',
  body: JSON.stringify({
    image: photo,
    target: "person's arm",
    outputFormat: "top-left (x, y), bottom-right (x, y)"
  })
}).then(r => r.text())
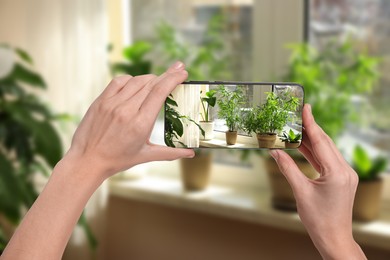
top-left (1, 61), bottom-right (194, 260)
top-left (269, 104), bottom-right (366, 260)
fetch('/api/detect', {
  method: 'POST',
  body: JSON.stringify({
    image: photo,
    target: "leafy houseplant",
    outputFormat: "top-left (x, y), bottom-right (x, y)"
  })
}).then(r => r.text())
top-left (217, 85), bottom-right (245, 145)
top-left (0, 46), bottom-right (96, 253)
top-left (244, 92), bottom-right (299, 148)
top-left (199, 90), bottom-right (216, 140)
top-left (285, 40), bottom-right (380, 140)
top-left (351, 145), bottom-right (387, 221)
top-left (281, 129), bottom-right (302, 149)
top-left (110, 41), bottom-right (152, 76)
top-left (164, 95), bottom-right (204, 148)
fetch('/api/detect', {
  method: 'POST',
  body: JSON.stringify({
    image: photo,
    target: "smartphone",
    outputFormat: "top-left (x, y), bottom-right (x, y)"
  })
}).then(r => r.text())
top-left (164, 81), bottom-right (304, 149)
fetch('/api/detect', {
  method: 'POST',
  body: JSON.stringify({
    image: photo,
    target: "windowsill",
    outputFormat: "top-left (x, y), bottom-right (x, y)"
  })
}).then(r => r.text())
top-left (199, 131), bottom-right (285, 148)
top-left (109, 164), bottom-right (390, 251)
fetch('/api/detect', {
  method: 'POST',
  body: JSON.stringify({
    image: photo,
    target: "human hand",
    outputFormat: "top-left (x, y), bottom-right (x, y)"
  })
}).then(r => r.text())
top-left (269, 104), bottom-right (366, 260)
top-left (65, 61), bottom-right (194, 180)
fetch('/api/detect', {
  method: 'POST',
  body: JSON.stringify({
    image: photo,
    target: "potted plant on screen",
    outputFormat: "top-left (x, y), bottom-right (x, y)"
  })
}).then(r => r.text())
top-left (199, 90), bottom-right (217, 140)
top-left (351, 145), bottom-right (387, 221)
top-left (217, 85), bottom-right (245, 145)
top-left (280, 129), bottom-right (302, 149)
top-left (244, 92), bottom-right (299, 148)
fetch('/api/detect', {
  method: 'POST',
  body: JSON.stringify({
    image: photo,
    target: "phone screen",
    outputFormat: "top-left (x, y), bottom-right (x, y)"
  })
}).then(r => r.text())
top-left (164, 82), bottom-right (304, 149)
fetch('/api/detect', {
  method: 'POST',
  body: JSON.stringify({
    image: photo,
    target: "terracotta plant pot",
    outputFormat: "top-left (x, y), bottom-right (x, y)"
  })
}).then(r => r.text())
top-left (285, 142), bottom-right (300, 149)
top-left (225, 131), bottom-right (238, 145)
top-left (257, 133), bottom-right (276, 148)
top-left (353, 178), bottom-right (383, 221)
top-left (266, 156), bottom-right (319, 211)
top-left (180, 153), bottom-right (212, 191)
top-left (199, 121), bottom-right (214, 140)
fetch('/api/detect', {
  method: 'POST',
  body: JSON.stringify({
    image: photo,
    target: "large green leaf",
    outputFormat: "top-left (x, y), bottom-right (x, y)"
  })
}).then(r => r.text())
top-left (352, 145), bottom-right (371, 177)
top-left (15, 48), bottom-right (33, 65)
top-left (0, 152), bottom-right (22, 223)
top-left (4, 101), bottom-right (62, 167)
top-left (9, 63), bottom-right (46, 88)
top-left (32, 121), bottom-right (62, 167)
top-left (369, 157), bottom-right (387, 178)
top-left (122, 41), bottom-right (152, 63)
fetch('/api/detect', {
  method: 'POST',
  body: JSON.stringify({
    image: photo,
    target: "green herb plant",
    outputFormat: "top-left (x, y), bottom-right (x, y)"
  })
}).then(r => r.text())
top-left (217, 85), bottom-right (245, 132)
top-left (281, 129), bottom-right (302, 143)
top-left (0, 45), bottom-right (96, 252)
top-left (165, 95), bottom-right (204, 147)
top-left (200, 90), bottom-right (216, 122)
top-left (244, 92), bottom-right (299, 135)
top-left (352, 145), bottom-right (387, 181)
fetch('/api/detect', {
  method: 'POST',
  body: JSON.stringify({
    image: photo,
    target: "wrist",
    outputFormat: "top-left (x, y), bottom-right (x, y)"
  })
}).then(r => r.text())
top-left (312, 233), bottom-right (365, 260)
top-left (55, 149), bottom-right (108, 185)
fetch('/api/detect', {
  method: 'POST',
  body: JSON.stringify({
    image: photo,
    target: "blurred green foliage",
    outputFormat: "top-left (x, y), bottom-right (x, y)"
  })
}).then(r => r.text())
top-left (352, 145), bottom-right (387, 181)
top-left (110, 41), bottom-right (152, 76)
top-left (0, 46), bottom-right (96, 251)
top-left (285, 40), bottom-right (380, 140)
top-left (155, 14), bottom-right (231, 80)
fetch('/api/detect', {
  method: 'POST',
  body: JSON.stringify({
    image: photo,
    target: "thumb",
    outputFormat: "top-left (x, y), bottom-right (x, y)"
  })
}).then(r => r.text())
top-left (269, 150), bottom-right (308, 193)
top-left (147, 145), bottom-right (195, 162)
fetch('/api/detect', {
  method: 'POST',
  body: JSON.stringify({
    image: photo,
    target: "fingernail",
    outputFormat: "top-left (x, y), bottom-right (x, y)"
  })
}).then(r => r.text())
top-left (170, 61), bottom-right (185, 71)
top-left (185, 151), bottom-right (195, 158)
top-left (269, 150), bottom-right (279, 160)
top-left (306, 104), bottom-right (312, 113)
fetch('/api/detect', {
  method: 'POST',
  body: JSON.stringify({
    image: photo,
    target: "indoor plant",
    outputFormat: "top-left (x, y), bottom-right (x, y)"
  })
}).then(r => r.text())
top-left (109, 40), bottom-right (152, 76)
top-left (351, 145), bottom-right (387, 221)
top-left (280, 129), bottom-right (302, 149)
top-left (217, 85), bottom-right (245, 145)
top-left (285, 40), bottom-right (380, 140)
top-left (199, 90), bottom-right (217, 140)
top-left (164, 95), bottom-right (204, 148)
top-left (0, 45), bottom-right (96, 252)
top-left (244, 92), bottom-right (299, 148)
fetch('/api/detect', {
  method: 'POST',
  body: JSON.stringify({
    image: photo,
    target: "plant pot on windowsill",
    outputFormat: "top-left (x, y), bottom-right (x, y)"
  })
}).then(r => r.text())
top-left (257, 133), bottom-right (277, 148)
top-left (180, 152), bottom-right (212, 191)
top-left (281, 129), bottom-right (302, 149)
top-left (351, 145), bottom-right (387, 222)
top-left (199, 121), bottom-right (214, 140)
top-left (266, 153), bottom-right (319, 211)
top-left (353, 178), bottom-right (383, 221)
top-left (226, 131), bottom-right (238, 145)
top-left (285, 141), bottom-right (301, 149)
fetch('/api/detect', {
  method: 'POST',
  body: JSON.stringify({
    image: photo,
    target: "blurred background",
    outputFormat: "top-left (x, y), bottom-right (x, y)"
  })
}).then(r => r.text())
top-left (0, 0), bottom-right (389, 259)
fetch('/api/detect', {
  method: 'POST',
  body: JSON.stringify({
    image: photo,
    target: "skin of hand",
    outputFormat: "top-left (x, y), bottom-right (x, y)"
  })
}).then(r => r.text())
top-left (1, 61), bottom-right (194, 260)
top-left (269, 104), bottom-right (366, 260)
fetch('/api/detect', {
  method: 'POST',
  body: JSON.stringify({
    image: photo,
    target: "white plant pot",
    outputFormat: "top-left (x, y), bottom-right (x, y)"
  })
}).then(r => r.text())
top-left (199, 121), bottom-right (214, 140)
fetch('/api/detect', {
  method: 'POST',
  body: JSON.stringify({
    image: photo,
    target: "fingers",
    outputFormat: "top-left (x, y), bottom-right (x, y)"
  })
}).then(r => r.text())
top-left (302, 104), bottom-right (342, 172)
top-left (137, 66), bottom-right (188, 124)
top-left (100, 75), bottom-right (133, 98)
top-left (116, 74), bottom-right (157, 102)
top-left (269, 150), bottom-right (308, 193)
top-left (298, 142), bottom-right (321, 173)
top-left (143, 144), bottom-right (195, 162)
